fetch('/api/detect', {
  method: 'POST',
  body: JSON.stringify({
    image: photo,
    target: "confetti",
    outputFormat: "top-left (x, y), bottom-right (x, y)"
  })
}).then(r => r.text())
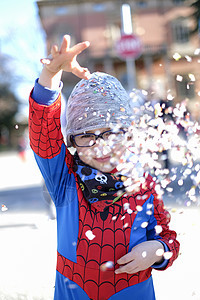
top-left (73, 82), bottom-right (200, 214)
top-left (173, 52), bottom-right (181, 61)
top-left (100, 261), bottom-right (114, 271)
top-left (142, 251), bottom-right (147, 258)
top-left (68, 284), bottom-right (78, 289)
top-left (1, 205), bottom-right (8, 212)
top-left (176, 75), bottom-right (183, 82)
top-left (156, 249), bottom-right (164, 256)
top-left (185, 55), bottom-right (192, 62)
top-left (164, 252), bottom-right (173, 259)
top-left (141, 222), bottom-right (148, 228)
top-left (178, 179), bottom-right (183, 186)
top-left (123, 222), bottom-right (129, 229)
top-left (136, 205), bottom-right (143, 212)
top-left (154, 225), bottom-right (162, 234)
top-left (123, 203), bottom-right (130, 210)
top-left (188, 73), bottom-right (195, 81)
top-left (85, 230), bottom-right (96, 240)
top-left (194, 48), bottom-right (200, 55)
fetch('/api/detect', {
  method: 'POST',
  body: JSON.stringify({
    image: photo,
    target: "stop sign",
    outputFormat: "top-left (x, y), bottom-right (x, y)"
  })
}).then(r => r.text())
top-left (116, 34), bottom-right (142, 59)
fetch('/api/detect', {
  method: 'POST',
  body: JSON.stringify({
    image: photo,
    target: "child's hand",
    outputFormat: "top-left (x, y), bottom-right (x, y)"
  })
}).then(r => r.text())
top-left (41, 35), bottom-right (90, 80)
top-left (115, 241), bottom-right (164, 274)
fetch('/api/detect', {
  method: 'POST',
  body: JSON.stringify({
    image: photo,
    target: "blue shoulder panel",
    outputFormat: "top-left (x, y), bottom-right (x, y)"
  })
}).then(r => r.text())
top-left (34, 144), bottom-right (79, 262)
top-left (129, 194), bottom-right (157, 250)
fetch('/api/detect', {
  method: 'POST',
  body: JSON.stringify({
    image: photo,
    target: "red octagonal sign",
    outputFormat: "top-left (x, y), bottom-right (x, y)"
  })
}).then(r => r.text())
top-left (116, 34), bottom-right (142, 59)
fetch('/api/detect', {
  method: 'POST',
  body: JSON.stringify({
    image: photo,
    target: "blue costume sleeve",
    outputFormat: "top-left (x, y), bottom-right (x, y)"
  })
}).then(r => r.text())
top-left (151, 240), bottom-right (169, 269)
top-left (32, 78), bottom-right (62, 105)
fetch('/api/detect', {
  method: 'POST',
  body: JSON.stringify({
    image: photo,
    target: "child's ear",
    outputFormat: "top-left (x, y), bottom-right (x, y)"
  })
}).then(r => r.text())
top-left (70, 136), bottom-right (76, 148)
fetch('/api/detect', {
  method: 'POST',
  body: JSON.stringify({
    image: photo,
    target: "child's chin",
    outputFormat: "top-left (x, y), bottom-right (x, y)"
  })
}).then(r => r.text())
top-left (98, 163), bottom-right (113, 173)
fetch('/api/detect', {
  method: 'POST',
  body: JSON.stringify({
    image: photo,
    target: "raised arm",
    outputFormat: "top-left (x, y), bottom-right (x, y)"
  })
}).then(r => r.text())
top-left (29, 35), bottom-right (91, 204)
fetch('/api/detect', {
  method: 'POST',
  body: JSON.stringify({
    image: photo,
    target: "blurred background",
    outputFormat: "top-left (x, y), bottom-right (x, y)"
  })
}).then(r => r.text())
top-left (0, 0), bottom-right (200, 299)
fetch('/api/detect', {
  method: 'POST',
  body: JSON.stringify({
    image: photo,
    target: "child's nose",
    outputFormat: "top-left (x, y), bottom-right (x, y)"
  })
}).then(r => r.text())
top-left (96, 138), bottom-right (106, 147)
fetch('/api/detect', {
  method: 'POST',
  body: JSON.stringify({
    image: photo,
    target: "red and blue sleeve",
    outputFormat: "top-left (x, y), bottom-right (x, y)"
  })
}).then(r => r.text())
top-left (146, 176), bottom-right (180, 270)
top-left (29, 80), bottom-right (74, 205)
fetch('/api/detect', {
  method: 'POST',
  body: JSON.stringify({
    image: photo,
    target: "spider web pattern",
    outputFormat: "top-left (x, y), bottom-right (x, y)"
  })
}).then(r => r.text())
top-left (57, 173), bottom-right (179, 300)
top-left (29, 95), bottom-right (63, 159)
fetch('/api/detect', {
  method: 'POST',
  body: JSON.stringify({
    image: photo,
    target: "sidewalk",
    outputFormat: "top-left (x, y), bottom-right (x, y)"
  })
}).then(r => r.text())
top-left (0, 149), bottom-right (42, 191)
top-left (154, 207), bottom-right (200, 300)
top-left (0, 215), bottom-right (57, 300)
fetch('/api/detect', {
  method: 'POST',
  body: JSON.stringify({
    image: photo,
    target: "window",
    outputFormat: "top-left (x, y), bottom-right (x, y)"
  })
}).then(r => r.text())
top-left (173, 0), bottom-right (186, 5)
top-left (175, 74), bottom-right (195, 100)
top-left (55, 6), bottom-right (69, 16)
top-left (92, 4), bottom-right (106, 12)
top-left (136, 1), bottom-right (148, 8)
top-left (172, 20), bottom-right (189, 43)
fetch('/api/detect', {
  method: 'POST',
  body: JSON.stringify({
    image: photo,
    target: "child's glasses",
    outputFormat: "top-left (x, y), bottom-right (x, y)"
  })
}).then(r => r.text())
top-left (71, 129), bottom-right (125, 147)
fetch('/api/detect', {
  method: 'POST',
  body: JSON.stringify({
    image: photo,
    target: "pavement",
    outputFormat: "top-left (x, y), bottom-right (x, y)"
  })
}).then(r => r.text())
top-left (0, 150), bottom-right (200, 299)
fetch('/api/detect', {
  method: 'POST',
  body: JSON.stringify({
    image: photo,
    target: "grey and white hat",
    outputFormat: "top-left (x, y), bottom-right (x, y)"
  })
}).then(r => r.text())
top-left (64, 72), bottom-right (133, 147)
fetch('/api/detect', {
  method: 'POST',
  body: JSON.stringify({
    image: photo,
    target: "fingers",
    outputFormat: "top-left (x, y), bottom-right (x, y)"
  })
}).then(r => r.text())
top-left (117, 251), bottom-right (134, 265)
top-left (115, 260), bottom-right (138, 274)
top-left (115, 249), bottom-right (137, 274)
top-left (51, 44), bottom-right (59, 58)
top-left (60, 35), bottom-right (90, 56)
top-left (71, 41), bottom-right (90, 56)
top-left (60, 34), bottom-right (71, 53)
top-left (40, 44), bottom-right (59, 65)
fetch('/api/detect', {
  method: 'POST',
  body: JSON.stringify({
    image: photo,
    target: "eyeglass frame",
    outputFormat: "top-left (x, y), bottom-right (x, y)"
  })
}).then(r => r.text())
top-left (70, 129), bottom-right (126, 148)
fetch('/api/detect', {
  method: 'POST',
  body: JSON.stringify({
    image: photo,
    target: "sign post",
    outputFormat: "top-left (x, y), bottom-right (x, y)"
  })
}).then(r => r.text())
top-left (116, 4), bottom-right (142, 91)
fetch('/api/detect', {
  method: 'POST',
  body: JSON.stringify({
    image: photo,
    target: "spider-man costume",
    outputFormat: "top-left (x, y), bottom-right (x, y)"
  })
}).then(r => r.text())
top-left (29, 81), bottom-right (179, 300)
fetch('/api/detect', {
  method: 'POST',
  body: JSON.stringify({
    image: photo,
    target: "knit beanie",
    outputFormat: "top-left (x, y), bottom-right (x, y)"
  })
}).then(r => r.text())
top-left (64, 72), bottom-right (133, 147)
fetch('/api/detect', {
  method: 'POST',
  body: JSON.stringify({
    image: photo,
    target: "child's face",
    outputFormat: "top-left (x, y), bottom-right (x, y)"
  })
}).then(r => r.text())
top-left (73, 127), bottom-right (126, 172)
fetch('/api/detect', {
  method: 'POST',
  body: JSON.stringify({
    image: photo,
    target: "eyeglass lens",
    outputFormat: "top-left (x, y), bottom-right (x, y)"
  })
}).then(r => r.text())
top-left (74, 130), bottom-right (124, 147)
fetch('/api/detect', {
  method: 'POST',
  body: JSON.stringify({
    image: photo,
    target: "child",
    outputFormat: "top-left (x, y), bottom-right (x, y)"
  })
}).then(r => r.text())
top-left (29, 35), bottom-right (179, 300)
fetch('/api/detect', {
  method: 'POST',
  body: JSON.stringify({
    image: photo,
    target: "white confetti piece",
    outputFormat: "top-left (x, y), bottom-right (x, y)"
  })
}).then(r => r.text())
top-left (100, 261), bottom-right (114, 271)
top-left (142, 251), bottom-right (147, 258)
top-left (176, 75), bottom-right (183, 82)
top-left (154, 225), bottom-right (162, 234)
top-left (136, 205), bottom-right (143, 212)
top-left (156, 249), bottom-right (164, 256)
top-left (141, 221), bottom-right (148, 228)
top-left (1, 205), bottom-right (8, 212)
top-left (164, 252), bottom-right (173, 259)
top-left (173, 52), bottom-right (181, 61)
top-left (85, 230), bottom-right (96, 240)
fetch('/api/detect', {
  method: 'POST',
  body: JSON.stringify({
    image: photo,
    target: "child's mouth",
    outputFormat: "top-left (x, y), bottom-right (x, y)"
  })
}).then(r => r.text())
top-left (95, 156), bottom-right (111, 163)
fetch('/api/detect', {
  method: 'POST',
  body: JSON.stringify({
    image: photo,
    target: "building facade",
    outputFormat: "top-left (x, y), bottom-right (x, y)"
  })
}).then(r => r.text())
top-left (37, 0), bottom-right (200, 119)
